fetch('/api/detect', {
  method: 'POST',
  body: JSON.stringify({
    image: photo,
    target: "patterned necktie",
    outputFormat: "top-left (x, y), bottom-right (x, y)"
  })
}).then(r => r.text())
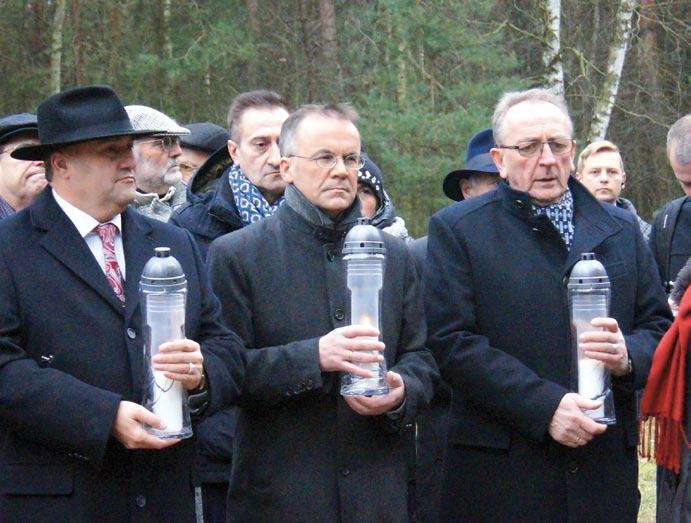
top-left (95, 223), bottom-right (126, 305)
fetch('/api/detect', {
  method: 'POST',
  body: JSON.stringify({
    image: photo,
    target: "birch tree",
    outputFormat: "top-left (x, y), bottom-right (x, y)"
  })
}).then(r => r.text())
top-left (587, 0), bottom-right (638, 141)
top-left (540, 0), bottom-right (564, 95)
top-left (50, 0), bottom-right (67, 94)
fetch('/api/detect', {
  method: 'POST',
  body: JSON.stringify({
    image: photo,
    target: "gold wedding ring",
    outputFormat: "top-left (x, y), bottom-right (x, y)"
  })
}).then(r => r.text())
top-left (188, 362), bottom-right (195, 375)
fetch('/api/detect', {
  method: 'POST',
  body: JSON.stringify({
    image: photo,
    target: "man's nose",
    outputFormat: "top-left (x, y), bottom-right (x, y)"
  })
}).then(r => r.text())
top-left (331, 156), bottom-right (350, 176)
top-left (537, 142), bottom-right (557, 164)
top-left (267, 141), bottom-right (281, 166)
top-left (169, 141), bottom-right (183, 158)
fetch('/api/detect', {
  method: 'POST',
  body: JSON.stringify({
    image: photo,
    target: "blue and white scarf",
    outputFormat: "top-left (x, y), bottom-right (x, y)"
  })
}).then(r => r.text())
top-left (228, 164), bottom-right (285, 226)
top-left (533, 187), bottom-right (575, 250)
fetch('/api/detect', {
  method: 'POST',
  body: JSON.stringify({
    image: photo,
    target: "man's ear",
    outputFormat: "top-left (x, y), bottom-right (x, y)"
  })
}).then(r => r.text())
top-left (574, 171), bottom-right (583, 181)
top-left (227, 140), bottom-right (239, 164)
top-left (489, 148), bottom-right (508, 180)
top-left (279, 157), bottom-right (293, 183)
top-left (50, 152), bottom-right (70, 179)
top-left (460, 179), bottom-right (473, 200)
top-left (621, 171), bottom-right (627, 188)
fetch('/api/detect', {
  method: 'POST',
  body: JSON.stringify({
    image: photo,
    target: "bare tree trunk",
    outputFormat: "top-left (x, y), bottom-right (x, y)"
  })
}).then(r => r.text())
top-left (71, 0), bottom-right (83, 85)
top-left (246, 0), bottom-right (260, 84)
top-left (318, 0), bottom-right (342, 97)
top-left (163, 0), bottom-right (172, 59)
top-left (298, 0), bottom-right (316, 101)
top-left (588, 0), bottom-right (638, 141)
top-left (50, 0), bottom-right (67, 94)
top-left (539, 0), bottom-right (564, 95)
top-left (636, 0), bottom-right (662, 93)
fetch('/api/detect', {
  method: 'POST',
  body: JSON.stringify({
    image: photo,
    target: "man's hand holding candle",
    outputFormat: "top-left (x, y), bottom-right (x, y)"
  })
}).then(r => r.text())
top-left (578, 317), bottom-right (631, 377)
top-left (344, 371), bottom-right (405, 416)
top-left (548, 393), bottom-right (607, 447)
top-left (152, 339), bottom-right (205, 390)
top-left (318, 325), bottom-right (385, 377)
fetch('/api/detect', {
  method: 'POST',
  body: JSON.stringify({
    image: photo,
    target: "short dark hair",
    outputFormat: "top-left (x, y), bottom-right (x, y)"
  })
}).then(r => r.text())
top-left (279, 103), bottom-right (359, 157)
top-left (226, 90), bottom-right (289, 143)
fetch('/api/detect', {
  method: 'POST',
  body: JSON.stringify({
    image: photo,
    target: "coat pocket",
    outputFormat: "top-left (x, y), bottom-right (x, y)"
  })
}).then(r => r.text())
top-left (0, 464), bottom-right (74, 495)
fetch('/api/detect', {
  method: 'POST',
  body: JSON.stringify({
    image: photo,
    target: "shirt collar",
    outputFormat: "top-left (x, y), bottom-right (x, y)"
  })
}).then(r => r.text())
top-left (52, 188), bottom-right (122, 238)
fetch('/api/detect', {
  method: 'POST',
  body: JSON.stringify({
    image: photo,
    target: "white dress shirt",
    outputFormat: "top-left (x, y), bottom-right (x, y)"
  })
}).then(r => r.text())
top-left (52, 189), bottom-right (126, 279)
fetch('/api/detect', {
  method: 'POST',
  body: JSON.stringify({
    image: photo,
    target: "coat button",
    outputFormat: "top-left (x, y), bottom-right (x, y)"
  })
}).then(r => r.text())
top-left (135, 494), bottom-right (146, 508)
top-left (333, 309), bottom-right (345, 321)
top-left (327, 249), bottom-right (337, 262)
top-left (515, 199), bottom-right (525, 208)
top-left (340, 467), bottom-right (350, 477)
top-left (127, 328), bottom-right (136, 339)
top-left (568, 460), bottom-right (578, 474)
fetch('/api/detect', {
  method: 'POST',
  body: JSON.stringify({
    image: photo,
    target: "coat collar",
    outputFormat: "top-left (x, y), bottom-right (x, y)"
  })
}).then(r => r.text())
top-left (498, 177), bottom-right (622, 271)
top-left (30, 188), bottom-right (154, 316)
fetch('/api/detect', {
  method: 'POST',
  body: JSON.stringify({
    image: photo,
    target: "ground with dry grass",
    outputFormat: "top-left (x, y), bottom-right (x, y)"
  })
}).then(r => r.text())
top-left (639, 459), bottom-right (656, 523)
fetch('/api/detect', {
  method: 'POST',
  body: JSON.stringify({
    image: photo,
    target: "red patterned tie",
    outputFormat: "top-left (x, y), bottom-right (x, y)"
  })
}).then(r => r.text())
top-left (95, 223), bottom-right (126, 306)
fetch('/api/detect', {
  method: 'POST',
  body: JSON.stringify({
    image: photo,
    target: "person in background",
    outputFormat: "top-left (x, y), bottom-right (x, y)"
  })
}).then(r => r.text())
top-left (179, 123), bottom-right (229, 185)
top-left (575, 139), bottom-right (651, 240)
top-left (642, 256), bottom-right (691, 522)
top-left (356, 152), bottom-right (412, 242)
top-left (171, 90), bottom-right (290, 259)
top-left (425, 87), bottom-right (671, 522)
top-left (125, 105), bottom-right (189, 222)
top-left (0, 113), bottom-right (45, 220)
top-left (650, 114), bottom-right (691, 294)
top-left (409, 128), bottom-right (500, 271)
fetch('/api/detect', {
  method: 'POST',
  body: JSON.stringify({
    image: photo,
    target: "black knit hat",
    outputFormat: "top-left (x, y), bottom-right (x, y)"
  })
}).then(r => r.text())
top-left (357, 153), bottom-right (385, 208)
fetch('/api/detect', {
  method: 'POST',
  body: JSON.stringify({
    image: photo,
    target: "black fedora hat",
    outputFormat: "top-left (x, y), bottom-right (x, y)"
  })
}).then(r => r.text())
top-left (443, 128), bottom-right (499, 201)
top-left (12, 85), bottom-right (151, 161)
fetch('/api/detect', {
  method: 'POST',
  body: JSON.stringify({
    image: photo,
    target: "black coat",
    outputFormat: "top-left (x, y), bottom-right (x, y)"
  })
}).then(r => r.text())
top-left (207, 200), bottom-right (438, 523)
top-left (425, 179), bottom-right (672, 523)
top-left (0, 189), bottom-right (245, 523)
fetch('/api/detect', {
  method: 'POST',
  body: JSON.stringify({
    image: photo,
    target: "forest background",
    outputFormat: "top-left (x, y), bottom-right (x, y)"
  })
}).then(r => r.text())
top-left (0, 0), bottom-right (687, 237)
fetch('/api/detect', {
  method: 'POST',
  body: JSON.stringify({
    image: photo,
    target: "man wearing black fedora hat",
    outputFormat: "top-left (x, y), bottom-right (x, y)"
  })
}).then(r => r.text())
top-left (0, 85), bottom-right (245, 523)
top-left (0, 113), bottom-right (45, 220)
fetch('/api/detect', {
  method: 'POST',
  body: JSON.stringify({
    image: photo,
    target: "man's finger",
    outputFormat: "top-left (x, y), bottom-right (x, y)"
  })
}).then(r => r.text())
top-left (342, 362), bottom-right (376, 378)
top-left (339, 325), bottom-right (381, 338)
top-left (133, 405), bottom-right (167, 430)
top-left (590, 317), bottom-right (619, 332)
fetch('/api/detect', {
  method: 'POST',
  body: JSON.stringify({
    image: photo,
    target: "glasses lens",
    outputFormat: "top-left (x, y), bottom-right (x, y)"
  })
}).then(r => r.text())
top-left (549, 139), bottom-right (572, 155)
top-left (344, 155), bottom-right (362, 170)
top-left (517, 141), bottom-right (542, 157)
top-left (315, 154), bottom-right (336, 169)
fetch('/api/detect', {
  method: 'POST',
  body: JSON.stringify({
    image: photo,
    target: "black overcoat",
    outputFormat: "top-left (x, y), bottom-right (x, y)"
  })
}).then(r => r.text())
top-left (207, 202), bottom-right (438, 523)
top-left (425, 179), bottom-right (672, 523)
top-left (0, 189), bottom-right (245, 523)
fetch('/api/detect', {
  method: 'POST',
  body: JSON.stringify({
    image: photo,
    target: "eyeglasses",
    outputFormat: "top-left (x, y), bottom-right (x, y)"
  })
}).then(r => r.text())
top-left (497, 138), bottom-right (574, 158)
top-left (289, 153), bottom-right (364, 171)
top-left (137, 136), bottom-right (180, 152)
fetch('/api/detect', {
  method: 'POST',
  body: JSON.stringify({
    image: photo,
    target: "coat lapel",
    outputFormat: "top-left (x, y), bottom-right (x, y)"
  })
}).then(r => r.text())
top-left (32, 190), bottom-right (125, 315)
top-left (121, 208), bottom-right (155, 324)
top-left (563, 180), bottom-right (622, 273)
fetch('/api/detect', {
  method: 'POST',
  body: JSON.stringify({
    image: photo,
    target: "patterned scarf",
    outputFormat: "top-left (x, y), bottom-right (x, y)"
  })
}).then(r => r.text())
top-left (532, 187), bottom-right (574, 250)
top-left (228, 164), bottom-right (284, 226)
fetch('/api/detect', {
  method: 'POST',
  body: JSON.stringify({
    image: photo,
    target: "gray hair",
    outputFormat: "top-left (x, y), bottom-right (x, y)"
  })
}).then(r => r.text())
top-left (492, 88), bottom-right (573, 145)
top-left (667, 114), bottom-right (691, 166)
top-left (279, 103), bottom-right (359, 157)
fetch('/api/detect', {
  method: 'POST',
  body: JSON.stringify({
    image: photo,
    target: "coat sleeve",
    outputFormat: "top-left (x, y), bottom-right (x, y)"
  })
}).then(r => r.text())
top-left (619, 221), bottom-right (673, 392)
top-left (424, 213), bottom-right (567, 442)
top-left (207, 236), bottom-right (330, 408)
top-left (0, 250), bottom-right (122, 467)
top-left (385, 247), bottom-right (439, 431)
top-left (183, 229), bottom-right (246, 416)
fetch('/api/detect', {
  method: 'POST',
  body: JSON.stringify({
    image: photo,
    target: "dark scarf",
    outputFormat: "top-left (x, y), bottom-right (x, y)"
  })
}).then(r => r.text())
top-left (641, 284), bottom-right (691, 473)
top-left (532, 187), bottom-right (575, 250)
top-left (284, 184), bottom-right (361, 239)
top-left (228, 163), bottom-right (285, 226)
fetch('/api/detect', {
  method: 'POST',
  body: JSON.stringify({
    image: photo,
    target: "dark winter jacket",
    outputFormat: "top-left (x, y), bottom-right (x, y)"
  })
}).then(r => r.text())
top-left (170, 148), bottom-right (243, 260)
top-left (207, 186), bottom-right (439, 523)
top-left (616, 196), bottom-right (651, 241)
top-left (425, 178), bottom-right (671, 522)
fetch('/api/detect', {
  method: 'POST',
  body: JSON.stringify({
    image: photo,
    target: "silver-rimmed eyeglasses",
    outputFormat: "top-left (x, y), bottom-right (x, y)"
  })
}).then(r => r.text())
top-left (289, 153), bottom-right (364, 171)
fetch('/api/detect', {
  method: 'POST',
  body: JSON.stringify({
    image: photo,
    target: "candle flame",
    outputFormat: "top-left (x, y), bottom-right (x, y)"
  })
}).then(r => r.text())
top-left (359, 314), bottom-right (372, 326)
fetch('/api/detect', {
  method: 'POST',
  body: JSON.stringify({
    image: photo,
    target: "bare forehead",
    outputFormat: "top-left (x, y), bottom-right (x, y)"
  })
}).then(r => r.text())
top-left (585, 150), bottom-right (622, 166)
top-left (237, 107), bottom-right (289, 140)
top-left (296, 114), bottom-right (360, 153)
top-left (503, 100), bottom-right (572, 138)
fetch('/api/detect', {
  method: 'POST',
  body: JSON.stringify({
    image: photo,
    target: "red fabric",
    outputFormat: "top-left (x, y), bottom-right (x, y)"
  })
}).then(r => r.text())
top-left (95, 223), bottom-right (125, 305)
top-left (640, 287), bottom-right (691, 473)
